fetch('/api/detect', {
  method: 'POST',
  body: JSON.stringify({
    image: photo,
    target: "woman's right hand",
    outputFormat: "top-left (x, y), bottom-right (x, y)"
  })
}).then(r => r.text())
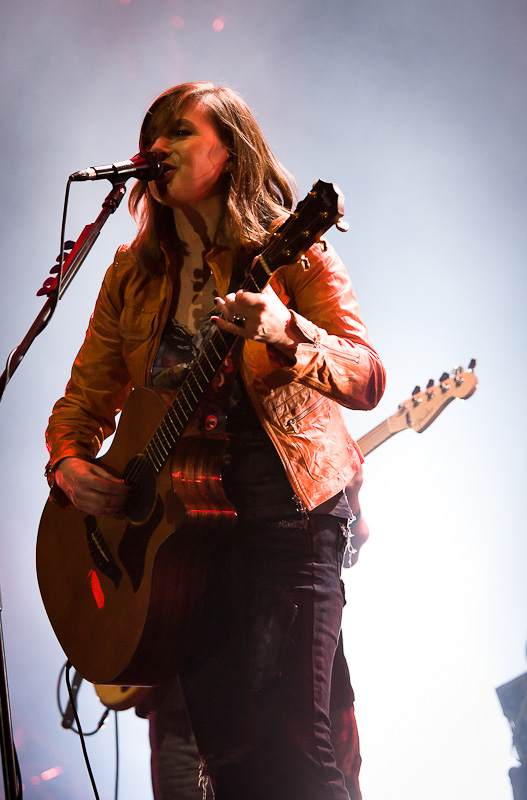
top-left (54, 457), bottom-right (130, 517)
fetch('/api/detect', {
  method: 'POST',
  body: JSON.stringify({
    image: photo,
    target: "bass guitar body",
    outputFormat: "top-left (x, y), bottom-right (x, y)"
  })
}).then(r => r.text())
top-left (94, 683), bottom-right (152, 711)
top-left (36, 387), bottom-right (234, 687)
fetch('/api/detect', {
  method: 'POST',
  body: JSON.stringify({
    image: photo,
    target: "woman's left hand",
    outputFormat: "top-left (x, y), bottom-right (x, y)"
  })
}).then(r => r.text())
top-left (213, 287), bottom-right (302, 350)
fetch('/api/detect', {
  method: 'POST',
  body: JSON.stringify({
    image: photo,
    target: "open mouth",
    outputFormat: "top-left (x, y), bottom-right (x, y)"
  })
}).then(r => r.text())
top-left (155, 163), bottom-right (176, 182)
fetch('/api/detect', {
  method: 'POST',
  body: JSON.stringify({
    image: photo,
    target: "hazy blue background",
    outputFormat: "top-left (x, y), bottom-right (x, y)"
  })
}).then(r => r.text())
top-left (0, 1), bottom-right (525, 798)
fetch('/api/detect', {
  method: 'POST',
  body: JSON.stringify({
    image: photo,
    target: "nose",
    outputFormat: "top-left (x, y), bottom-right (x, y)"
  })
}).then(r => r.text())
top-left (150, 135), bottom-right (171, 157)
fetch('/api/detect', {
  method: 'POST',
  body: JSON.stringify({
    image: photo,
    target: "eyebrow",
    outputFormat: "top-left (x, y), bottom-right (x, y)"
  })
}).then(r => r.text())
top-left (165, 116), bottom-right (197, 131)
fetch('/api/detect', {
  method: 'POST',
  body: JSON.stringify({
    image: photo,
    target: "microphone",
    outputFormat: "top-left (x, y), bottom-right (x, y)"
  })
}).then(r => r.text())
top-left (70, 150), bottom-right (164, 182)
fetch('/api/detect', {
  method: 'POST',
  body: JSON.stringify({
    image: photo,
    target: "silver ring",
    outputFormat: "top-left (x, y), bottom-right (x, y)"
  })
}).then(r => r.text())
top-left (232, 316), bottom-right (246, 327)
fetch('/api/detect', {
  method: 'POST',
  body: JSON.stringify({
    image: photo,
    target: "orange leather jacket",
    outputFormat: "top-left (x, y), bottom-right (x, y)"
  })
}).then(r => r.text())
top-left (46, 240), bottom-right (385, 510)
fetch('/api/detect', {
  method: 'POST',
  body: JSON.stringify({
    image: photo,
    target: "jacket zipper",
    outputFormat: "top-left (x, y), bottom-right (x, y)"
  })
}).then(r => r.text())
top-left (285, 395), bottom-right (326, 433)
top-left (293, 316), bottom-right (360, 364)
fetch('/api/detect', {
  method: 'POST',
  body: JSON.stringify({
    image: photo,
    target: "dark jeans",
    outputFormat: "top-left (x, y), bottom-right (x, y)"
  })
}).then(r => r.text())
top-left (176, 513), bottom-right (350, 800)
top-left (147, 640), bottom-right (362, 800)
top-left (148, 702), bottom-right (203, 800)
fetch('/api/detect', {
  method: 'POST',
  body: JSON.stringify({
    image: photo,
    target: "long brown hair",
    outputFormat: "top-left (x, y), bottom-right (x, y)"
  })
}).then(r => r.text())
top-left (128, 81), bottom-right (297, 273)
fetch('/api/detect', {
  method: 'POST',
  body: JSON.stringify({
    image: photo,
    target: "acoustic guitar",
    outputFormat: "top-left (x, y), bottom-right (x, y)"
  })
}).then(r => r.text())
top-left (37, 180), bottom-right (346, 688)
top-left (93, 361), bottom-right (478, 710)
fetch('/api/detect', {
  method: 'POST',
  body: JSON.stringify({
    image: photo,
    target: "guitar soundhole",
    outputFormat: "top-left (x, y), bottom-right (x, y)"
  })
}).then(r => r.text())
top-left (123, 454), bottom-right (157, 525)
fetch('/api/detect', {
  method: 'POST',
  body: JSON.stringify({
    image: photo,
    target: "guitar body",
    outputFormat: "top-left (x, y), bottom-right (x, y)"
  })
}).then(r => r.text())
top-left (37, 388), bottom-right (234, 687)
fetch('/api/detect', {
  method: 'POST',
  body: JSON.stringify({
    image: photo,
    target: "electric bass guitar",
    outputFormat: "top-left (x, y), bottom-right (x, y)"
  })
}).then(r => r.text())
top-left (37, 180), bottom-right (346, 688)
top-left (93, 360), bottom-right (478, 709)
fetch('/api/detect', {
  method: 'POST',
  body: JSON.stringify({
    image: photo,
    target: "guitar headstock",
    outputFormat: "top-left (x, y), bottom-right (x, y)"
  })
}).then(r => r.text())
top-left (261, 180), bottom-right (346, 274)
top-left (390, 360), bottom-right (478, 435)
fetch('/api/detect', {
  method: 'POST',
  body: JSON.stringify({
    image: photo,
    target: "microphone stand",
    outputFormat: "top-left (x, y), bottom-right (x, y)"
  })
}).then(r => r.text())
top-left (0, 585), bottom-right (19, 800)
top-left (0, 181), bottom-right (127, 799)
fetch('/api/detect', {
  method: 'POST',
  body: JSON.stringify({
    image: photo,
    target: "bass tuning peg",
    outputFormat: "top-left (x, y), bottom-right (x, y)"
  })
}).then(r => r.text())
top-left (411, 386), bottom-right (423, 406)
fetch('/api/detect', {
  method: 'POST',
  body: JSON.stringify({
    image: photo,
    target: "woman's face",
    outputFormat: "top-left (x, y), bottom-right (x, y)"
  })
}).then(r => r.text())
top-left (147, 102), bottom-right (231, 210)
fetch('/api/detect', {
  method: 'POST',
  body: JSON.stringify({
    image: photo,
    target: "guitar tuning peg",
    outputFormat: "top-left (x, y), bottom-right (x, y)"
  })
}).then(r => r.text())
top-left (426, 379), bottom-right (435, 388)
top-left (55, 241), bottom-right (75, 262)
top-left (411, 386), bottom-right (423, 406)
top-left (36, 276), bottom-right (57, 297)
top-left (318, 238), bottom-right (328, 252)
top-left (468, 358), bottom-right (477, 370)
top-left (335, 220), bottom-right (349, 233)
top-left (299, 255), bottom-right (310, 270)
top-left (439, 372), bottom-right (449, 382)
top-left (451, 365), bottom-right (466, 386)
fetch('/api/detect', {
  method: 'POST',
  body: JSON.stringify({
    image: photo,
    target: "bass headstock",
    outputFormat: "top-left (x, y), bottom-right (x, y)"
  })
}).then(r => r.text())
top-left (391, 359), bottom-right (478, 435)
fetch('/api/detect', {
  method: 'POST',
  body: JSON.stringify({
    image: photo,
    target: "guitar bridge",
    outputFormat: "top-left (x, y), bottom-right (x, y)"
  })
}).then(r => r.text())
top-left (85, 516), bottom-right (123, 588)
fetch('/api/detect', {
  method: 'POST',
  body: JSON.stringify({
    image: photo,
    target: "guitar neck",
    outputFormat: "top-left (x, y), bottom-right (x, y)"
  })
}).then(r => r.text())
top-left (357, 418), bottom-right (400, 457)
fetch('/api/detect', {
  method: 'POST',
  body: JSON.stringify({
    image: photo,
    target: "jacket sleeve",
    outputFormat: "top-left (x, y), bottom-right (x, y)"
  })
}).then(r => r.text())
top-left (45, 252), bottom-right (133, 477)
top-left (266, 240), bottom-right (386, 411)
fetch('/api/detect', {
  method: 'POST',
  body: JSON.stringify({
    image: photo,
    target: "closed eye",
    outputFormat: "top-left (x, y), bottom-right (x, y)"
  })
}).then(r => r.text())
top-left (171, 126), bottom-right (192, 137)
top-left (166, 118), bottom-right (195, 138)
